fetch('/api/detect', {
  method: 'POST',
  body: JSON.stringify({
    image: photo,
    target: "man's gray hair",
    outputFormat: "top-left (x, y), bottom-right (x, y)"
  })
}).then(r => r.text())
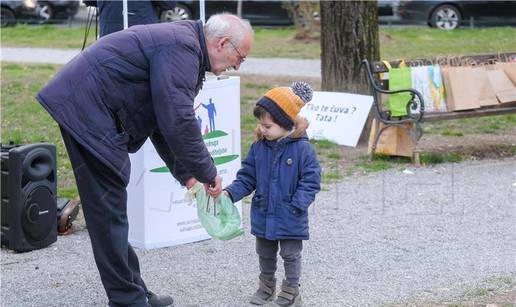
top-left (204, 14), bottom-right (253, 47)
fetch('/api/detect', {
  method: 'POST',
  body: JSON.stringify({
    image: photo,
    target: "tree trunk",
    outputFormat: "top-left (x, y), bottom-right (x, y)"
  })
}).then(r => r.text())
top-left (320, 1), bottom-right (380, 145)
top-left (321, 1), bottom-right (379, 93)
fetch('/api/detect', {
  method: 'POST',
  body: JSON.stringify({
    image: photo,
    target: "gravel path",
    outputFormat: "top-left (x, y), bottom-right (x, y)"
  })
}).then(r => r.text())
top-left (0, 47), bottom-right (321, 78)
top-left (2, 158), bottom-right (515, 306)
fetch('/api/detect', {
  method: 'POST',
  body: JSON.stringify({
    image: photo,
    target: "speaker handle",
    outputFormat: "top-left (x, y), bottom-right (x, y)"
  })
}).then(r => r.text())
top-left (22, 148), bottom-right (54, 181)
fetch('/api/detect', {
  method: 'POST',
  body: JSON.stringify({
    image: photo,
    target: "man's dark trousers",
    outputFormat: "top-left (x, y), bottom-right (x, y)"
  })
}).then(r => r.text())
top-left (60, 127), bottom-right (149, 306)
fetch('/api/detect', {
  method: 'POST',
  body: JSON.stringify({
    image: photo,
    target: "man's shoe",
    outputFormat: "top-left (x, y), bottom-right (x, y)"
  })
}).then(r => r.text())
top-left (147, 291), bottom-right (174, 307)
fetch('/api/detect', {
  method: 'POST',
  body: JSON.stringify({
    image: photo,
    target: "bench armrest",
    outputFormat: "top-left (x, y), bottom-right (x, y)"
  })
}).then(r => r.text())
top-left (362, 59), bottom-right (425, 125)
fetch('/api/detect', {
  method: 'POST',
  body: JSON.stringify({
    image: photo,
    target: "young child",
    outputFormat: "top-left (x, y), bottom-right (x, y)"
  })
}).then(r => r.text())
top-left (224, 82), bottom-right (321, 307)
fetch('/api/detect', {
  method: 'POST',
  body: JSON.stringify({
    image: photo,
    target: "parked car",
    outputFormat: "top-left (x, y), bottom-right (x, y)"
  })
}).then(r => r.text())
top-left (159, 0), bottom-right (396, 25)
top-left (378, 0), bottom-right (397, 17)
top-left (159, 0), bottom-right (291, 25)
top-left (37, 0), bottom-right (79, 22)
top-left (396, 1), bottom-right (516, 30)
top-left (0, 0), bottom-right (39, 27)
top-left (79, 1), bottom-right (294, 29)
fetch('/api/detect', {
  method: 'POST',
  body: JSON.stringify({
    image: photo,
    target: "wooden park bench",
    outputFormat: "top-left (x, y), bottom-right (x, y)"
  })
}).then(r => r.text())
top-left (362, 52), bottom-right (516, 163)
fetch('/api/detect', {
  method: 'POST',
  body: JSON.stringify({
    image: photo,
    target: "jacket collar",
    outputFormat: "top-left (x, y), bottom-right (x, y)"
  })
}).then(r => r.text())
top-left (263, 134), bottom-right (308, 148)
top-left (196, 20), bottom-right (211, 73)
top-left (193, 21), bottom-right (211, 93)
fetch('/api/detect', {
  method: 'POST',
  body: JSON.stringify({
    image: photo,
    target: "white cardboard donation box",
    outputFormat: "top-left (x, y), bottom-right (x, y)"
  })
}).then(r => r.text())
top-left (127, 76), bottom-right (242, 249)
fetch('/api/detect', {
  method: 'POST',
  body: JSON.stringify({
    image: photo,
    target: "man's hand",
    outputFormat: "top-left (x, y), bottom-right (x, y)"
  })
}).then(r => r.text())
top-left (204, 175), bottom-right (222, 197)
top-left (185, 177), bottom-right (197, 189)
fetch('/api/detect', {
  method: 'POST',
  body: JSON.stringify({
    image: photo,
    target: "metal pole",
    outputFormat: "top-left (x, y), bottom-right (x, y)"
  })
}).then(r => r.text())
top-left (237, 0), bottom-right (242, 18)
top-left (200, 0), bottom-right (205, 24)
top-left (123, 0), bottom-right (128, 29)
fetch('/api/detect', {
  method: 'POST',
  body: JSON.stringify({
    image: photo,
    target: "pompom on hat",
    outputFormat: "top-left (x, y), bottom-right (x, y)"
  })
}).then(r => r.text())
top-left (256, 81), bottom-right (313, 130)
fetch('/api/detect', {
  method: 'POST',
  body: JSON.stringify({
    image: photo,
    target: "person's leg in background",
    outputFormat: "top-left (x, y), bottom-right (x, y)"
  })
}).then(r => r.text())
top-left (60, 127), bottom-right (148, 307)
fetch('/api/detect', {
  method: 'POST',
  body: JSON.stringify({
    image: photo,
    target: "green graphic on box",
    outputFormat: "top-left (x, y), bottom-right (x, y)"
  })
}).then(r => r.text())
top-left (150, 130), bottom-right (238, 173)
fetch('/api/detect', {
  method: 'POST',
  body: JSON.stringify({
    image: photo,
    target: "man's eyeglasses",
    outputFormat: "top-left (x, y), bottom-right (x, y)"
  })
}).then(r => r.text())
top-left (228, 40), bottom-right (246, 64)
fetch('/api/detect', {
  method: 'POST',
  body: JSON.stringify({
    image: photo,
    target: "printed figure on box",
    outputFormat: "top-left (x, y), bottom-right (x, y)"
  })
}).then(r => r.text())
top-left (223, 81), bottom-right (321, 307)
top-left (194, 97), bottom-right (218, 134)
top-left (202, 98), bottom-right (217, 132)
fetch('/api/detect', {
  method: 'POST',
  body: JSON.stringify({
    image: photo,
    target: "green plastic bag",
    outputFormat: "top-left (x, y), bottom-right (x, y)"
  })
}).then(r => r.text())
top-left (186, 183), bottom-right (244, 241)
top-left (386, 65), bottom-right (413, 117)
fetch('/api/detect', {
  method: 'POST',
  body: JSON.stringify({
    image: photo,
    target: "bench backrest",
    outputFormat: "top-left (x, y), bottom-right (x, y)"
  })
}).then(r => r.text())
top-left (370, 52), bottom-right (516, 74)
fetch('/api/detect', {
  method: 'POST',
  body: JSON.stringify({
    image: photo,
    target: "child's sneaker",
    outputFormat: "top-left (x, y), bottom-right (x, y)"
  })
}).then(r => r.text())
top-left (270, 280), bottom-right (301, 307)
top-left (249, 274), bottom-right (276, 305)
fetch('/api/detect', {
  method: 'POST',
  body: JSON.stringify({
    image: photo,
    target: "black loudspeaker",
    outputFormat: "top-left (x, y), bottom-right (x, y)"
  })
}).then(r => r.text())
top-left (1, 143), bottom-right (57, 252)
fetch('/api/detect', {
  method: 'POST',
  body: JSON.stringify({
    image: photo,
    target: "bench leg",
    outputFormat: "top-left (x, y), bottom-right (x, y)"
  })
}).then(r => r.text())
top-left (369, 119), bottom-right (380, 161)
top-left (412, 150), bottom-right (421, 167)
top-left (370, 123), bottom-right (389, 161)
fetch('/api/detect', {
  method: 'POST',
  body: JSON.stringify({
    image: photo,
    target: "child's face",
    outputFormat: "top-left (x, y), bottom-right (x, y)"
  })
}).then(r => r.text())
top-left (258, 115), bottom-right (290, 141)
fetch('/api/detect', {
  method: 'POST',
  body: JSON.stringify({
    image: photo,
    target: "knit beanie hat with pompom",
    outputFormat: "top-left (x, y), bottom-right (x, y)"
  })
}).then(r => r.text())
top-left (256, 81), bottom-right (313, 130)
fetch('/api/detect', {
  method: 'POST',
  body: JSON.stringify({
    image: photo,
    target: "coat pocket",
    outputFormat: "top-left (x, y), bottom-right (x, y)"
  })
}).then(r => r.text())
top-left (250, 194), bottom-right (266, 235)
top-left (252, 194), bottom-right (267, 214)
top-left (277, 201), bottom-right (308, 238)
top-left (111, 131), bottom-right (129, 147)
top-left (283, 194), bottom-right (303, 215)
top-left (106, 109), bottom-right (130, 148)
top-left (282, 202), bottom-right (303, 217)
top-left (114, 107), bottom-right (138, 137)
top-left (282, 193), bottom-right (293, 203)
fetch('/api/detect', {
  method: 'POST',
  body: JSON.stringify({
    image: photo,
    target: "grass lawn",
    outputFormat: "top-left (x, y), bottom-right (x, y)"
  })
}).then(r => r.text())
top-left (0, 63), bottom-right (77, 198)
top-left (424, 115), bottom-right (516, 135)
top-left (379, 27), bottom-right (516, 59)
top-left (2, 25), bottom-right (515, 59)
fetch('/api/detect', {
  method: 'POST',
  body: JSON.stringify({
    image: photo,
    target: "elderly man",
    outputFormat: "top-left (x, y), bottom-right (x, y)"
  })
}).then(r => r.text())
top-left (36, 14), bottom-right (253, 307)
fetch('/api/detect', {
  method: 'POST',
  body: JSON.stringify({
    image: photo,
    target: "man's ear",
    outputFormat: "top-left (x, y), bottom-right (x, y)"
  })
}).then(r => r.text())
top-left (216, 36), bottom-right (230, 50)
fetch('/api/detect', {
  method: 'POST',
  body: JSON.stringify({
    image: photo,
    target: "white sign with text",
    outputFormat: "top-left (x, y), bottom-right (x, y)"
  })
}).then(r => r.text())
top-left (299, 91), bottom-right (373, 147)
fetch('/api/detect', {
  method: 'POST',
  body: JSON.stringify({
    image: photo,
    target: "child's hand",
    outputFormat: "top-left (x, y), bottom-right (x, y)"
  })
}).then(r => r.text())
top-left (223, 190), bottom-right (229, 197)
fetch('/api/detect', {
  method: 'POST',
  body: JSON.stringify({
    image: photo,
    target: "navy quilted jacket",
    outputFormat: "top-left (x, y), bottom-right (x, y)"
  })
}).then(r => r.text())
top-left (36, 20), bottom-right (217, 186)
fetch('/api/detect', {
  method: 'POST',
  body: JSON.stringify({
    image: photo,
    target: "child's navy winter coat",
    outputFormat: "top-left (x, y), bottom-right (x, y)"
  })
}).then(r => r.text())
top-left (225, 126), bottom-right (321, 240)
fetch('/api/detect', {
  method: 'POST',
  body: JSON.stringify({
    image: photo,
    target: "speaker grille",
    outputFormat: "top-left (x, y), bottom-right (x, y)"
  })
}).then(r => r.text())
top-left (22, 186), bottom-right (56, 243)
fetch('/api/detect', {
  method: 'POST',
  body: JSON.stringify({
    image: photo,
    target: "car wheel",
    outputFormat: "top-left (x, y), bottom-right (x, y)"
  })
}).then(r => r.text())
top-left (1, 7), bottom-right (15, 27)
top-left (160, 4), bottom-right (192, 22)
top-left (38, 2), bottom-right (54, 21)
top-left (430, 4), bottom-right (461, 30)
